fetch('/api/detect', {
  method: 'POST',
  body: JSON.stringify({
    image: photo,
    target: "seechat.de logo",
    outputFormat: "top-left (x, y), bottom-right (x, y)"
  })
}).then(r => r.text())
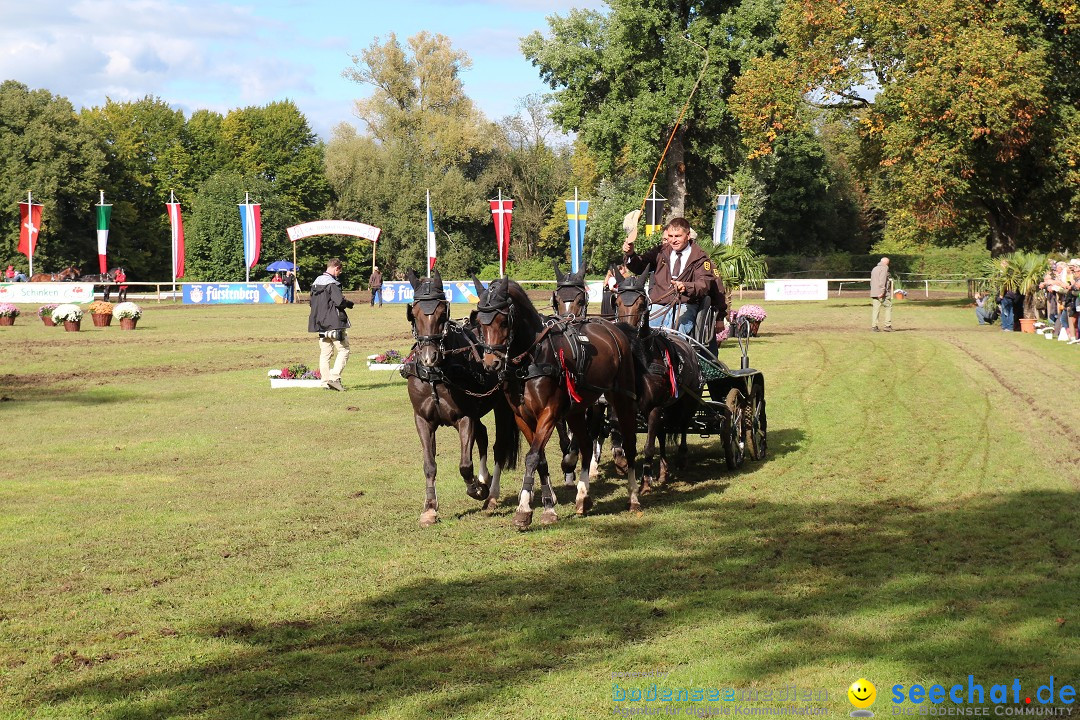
top-left (850, 679), bottom-right (878, 717)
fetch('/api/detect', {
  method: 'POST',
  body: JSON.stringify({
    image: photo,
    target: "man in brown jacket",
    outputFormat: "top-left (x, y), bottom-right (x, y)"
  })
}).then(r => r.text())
top-left (870, 257), bottom-right (893, 331)
top-left (623, 217), bottom-right (712, 334)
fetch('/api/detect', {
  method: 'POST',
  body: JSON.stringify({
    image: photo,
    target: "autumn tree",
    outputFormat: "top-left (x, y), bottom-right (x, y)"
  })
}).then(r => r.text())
top-left (732, 0), bottom-right (1080, 254)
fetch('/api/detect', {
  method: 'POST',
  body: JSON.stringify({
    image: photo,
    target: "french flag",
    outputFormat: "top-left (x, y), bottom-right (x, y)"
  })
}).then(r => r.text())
top-left (239, 201), bottom-right (261, 270)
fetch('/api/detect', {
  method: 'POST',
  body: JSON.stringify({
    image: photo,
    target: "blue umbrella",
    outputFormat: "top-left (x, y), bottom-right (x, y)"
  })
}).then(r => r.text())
top-left (266, 261), bottom-right (295, 272)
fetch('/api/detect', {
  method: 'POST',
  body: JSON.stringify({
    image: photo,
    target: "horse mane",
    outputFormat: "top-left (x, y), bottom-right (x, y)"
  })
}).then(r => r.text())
top-left (502, 279), bottom-right (545, 334)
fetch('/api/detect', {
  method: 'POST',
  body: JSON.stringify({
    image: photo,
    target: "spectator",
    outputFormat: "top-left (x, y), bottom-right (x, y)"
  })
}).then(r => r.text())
top-left (284, 270), bottom-right (296, 303)
top-left (869, 257), bottom-right (893, 332)
top-left (974, 292), bottom-right (997, 325)
top-left (998, 287), bottom-right (1022, 332)
top-left (369, 265), bottom-right (383, 308)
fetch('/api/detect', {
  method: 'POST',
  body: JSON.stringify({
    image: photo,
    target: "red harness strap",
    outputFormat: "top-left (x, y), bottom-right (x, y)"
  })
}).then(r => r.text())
top-left (558, 348), bottom-right (583, 403)
top-left (665, 348), bottom-right (679, 398)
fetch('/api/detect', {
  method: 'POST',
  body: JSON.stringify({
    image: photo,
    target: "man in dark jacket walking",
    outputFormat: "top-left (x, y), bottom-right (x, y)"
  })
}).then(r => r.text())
top-left (308, 258), bottom-right (354, 391)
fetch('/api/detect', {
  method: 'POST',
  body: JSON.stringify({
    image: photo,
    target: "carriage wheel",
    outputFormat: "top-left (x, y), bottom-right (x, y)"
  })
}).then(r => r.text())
top-left (745, 386), bottom-right (767, 460)
top-left (724, 389), bottom-right (745, 470)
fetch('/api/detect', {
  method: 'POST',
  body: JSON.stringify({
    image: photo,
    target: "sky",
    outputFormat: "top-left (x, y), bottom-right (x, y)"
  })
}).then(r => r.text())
top-left (0, 0), bottom-right (605, 140)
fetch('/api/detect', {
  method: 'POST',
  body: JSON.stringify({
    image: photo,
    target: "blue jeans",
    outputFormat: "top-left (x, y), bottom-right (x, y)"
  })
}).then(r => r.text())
top-left (975, 306), bottom-right (995, 325)
top-left (649, 303), bottom-right (698, 335)
top-left (1000, 297), bottom-right (1014, 331)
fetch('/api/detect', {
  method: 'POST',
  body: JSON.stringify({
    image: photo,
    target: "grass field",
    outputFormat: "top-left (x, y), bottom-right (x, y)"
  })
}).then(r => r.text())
top-left (1, 295), bottom-right (1077, 720)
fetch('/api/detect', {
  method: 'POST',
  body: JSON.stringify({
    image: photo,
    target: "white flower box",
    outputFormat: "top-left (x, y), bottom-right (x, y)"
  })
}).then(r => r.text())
top-left (267, 370), bottom-right (324, 388)
top-left (367, 354), bottom-right (404, 371)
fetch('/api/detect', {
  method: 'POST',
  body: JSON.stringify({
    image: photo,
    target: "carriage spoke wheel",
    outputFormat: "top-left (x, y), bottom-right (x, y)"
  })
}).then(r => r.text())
top-left (724, 389), bottom-right (745, 470)
top-left (745, 388), bottom-right (767, 460)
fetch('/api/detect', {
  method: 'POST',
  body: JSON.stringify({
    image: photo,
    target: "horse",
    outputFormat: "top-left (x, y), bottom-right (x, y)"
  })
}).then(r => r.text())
top-left (402, 269), bottom-right (521, 527)
top-left (471, 276), bottom-right (641, 529)
top-left (550, 262), bottom-right (628, 484)
top-left (29, 266), bottom-right (80, 282)
top-left (612, 267), bottom-right (703, 492)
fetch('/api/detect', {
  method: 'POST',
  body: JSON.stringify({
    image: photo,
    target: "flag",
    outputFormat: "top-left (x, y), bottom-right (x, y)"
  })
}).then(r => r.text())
top-left (565, 195), bottom-right (589, 274)
top-left (645, 188), bottom-right (666, 235)
top-left (489, 194), bottom-right (513, 277)
top-left (167, 199), bottom-right (185, 279)
top-left (239, 201), bottom-right (262, 270)
top-left (96, 193), bottom-right (112, 274)
top-left (18, 201), bottom-right (43, 258)
top-left (426, 190), bottom-right (436, 273)
top-left (712, 193), bottom-right (741, 246)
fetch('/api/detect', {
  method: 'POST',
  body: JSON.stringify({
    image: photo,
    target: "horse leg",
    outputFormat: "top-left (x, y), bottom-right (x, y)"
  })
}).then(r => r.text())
top-left (415, 416), bottom-right (439, 528)
top-left (566, 412), bottom-right (594, 515)
top-left (103, 285), bottom-right (111, 303)
top-left (475, 419), bottom-right (491, 488)
top-left (555, 420), bottom-right (577, 486)
top-left (458, 417), bottom-right (489, 501)
top-left (611, 403), bottom-right (629, 477)
top-left (539, 459), bottom-right (559, 526)
top-left (641, 407), bottom-right (660, 494)
top-left (513, 409), bottom-right (557, 531)
top-left (609, 395), bottom-right (641, 513)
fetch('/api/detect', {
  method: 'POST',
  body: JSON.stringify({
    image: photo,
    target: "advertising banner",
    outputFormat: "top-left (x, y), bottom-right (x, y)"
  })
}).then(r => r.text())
top-left (183, 283), bottom-right (287, 305)
top-left (377, 281), bottom-right (610, 306)
top-left (0, 282), bottom-right (95, 304)
top-left (763, 279), bottom-right (829, 301)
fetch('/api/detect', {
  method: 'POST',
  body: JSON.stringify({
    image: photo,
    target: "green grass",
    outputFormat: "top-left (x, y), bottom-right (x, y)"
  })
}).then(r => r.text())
top-left (0, 297), bottom-right (1077, 719)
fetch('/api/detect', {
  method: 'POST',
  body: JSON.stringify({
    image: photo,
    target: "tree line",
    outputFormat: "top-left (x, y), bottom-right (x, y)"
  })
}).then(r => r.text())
top-left (3, 0), bottom-right (1075, 287)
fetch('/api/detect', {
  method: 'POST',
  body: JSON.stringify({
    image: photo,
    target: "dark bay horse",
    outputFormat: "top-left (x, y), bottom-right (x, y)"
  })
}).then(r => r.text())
top-left (472, 277), bottom-right (641, 529)
top-left (402, 270), bottom-right (520, 527)
top-left (613, 268), bottom-right (703, 492)
top-left (29, 266), bottom-right (79, 282)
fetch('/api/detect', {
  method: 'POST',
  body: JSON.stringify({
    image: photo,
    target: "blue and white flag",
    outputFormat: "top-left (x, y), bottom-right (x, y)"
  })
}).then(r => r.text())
top-left (712, 193), bottom-right (740, 246)
top-left (565, 193), bottom-right (589, 273)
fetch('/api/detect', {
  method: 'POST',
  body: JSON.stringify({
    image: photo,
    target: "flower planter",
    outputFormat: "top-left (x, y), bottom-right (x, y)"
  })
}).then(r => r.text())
top-left (749, 320), bottom-right (761, 337)
top-left (42, 317), bottom-right (56, 327)
top-left (119, 317), bottom-right (138, 330)
top-left (267, 369), bottom-right (323, 388)
top-left (0, 316), bottom-right (14, 326)
top-left (893, 290), bottom-right (906, 300)
top-left (63, 320), bottom-right (81, 332)
top-left (1018, 317), bottom-right (1036, 334)
top-left (91, 313), bottom-right (113, 327)
top-left (367, 353), bottom-right (405, 371)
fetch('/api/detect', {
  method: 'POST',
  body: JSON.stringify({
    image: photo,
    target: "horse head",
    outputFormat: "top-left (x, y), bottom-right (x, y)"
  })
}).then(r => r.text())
top-left (551, 261), bottom-right (588, 319)
top-left (614, 266), bottom-right (652, 330)
top-left (405, 269), bottom-right (449, 368)
top-left (471, 274), bottom-right (515, 374)
top-left (59, 266), bottom-right (80, 281)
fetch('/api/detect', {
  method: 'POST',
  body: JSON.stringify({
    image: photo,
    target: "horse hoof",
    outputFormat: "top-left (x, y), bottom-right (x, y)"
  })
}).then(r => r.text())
top-left (575, 496), bottom-right (593, 516)
top-left (419, 509), bottom-right (439, 528)
top-left (658, 467), bottom-right (669, 483)
top-left (629, 501), bottom-right (642, 514)
top-left (465, 482), bottom-right (489, 501)
top-left (483, 497), bottom-right (500, 514)
top-left (640, 478), bottom-right (653, 495)
top-left (589, 469), bottom-right (601, 479)
top-left (512, 510), bottom-right (533, 530)
top-left (540, 508), bottom-right (559, 526)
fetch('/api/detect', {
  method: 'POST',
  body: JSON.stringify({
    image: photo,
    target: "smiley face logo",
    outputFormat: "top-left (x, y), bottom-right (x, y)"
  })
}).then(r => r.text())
top-left (848, 679), bottom-right (877, 715)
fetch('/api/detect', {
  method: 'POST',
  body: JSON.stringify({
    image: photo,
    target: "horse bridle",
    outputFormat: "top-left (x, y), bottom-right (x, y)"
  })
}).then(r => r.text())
top-left (614, 284), bottom-right (650, 330)
top-left (552, 284), bottom-right (588, 320)
top-left (410, 299), bottom-right (451, 359)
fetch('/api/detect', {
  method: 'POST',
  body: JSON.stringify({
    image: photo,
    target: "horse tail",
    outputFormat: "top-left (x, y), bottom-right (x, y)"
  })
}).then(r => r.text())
top-left (492, 395), bottom-right (520, 470)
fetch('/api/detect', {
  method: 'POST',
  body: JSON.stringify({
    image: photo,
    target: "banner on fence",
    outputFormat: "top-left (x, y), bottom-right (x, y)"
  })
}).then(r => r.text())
top-left (0, 282), bottom-right (94, 304)
top-left (183, 283), bottom-right (287, 304)
top-left (763, 279), bottom-right (829, 301)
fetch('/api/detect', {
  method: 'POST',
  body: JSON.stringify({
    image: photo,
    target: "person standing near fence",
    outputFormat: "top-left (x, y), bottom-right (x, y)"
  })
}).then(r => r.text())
top-left (308, 258), bottom-right (353, 391)
top-left (369, 266), bottom-right (383, 308)
top-left (870, 257), bottom-right (893, 332)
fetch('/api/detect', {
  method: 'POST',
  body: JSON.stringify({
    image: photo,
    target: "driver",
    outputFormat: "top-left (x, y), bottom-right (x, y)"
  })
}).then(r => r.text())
top-left (622, 215), bottom-right (711, 334)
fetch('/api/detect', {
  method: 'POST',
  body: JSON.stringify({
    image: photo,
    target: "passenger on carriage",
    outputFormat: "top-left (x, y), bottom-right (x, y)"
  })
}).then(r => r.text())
top-left (622, 216), bottom-right (714, 335)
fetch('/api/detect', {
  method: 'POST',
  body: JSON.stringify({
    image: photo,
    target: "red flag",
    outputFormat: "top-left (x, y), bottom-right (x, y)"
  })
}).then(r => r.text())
top-left (18, 202), bottom-right (43, 257)
top-left (167, 202), bottom-right (185, 279)
top-left (489, 197), bottom-right (513, 276)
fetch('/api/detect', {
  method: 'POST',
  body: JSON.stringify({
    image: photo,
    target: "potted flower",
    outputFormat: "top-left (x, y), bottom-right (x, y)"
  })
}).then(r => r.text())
top-left (0, 303), bottom-right (20, 326)
top-left (52, 303), bottom-right (84, 332)
top-left (38, 304), bottom-right (59, 326)
top-left (267, 363), bottom-right (323, 388)
top-left (733, 304), bottom-right (768, 337)
top-left (367, 348), bottom-right (406, 370)
top-left (87, 300), bottom-right (114, 327)
top-left (112, 302), bottom-right (142, 330)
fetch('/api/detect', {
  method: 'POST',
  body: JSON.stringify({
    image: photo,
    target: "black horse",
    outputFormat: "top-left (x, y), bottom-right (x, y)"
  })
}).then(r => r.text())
top-left (78, 267), bottom-right (127, 301)
top-left (402, 270), bottom-right (520, 527)
top-left (471, 276), bottom-right (641, 529)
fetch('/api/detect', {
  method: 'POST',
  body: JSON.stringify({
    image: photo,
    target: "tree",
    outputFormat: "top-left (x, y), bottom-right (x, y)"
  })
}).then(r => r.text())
top-left (732, 0), bottom-right (1080, 254)
top-left (0, 81), bottom-right (105, 272)
top-left (522, 0), bottom-right (783, 218)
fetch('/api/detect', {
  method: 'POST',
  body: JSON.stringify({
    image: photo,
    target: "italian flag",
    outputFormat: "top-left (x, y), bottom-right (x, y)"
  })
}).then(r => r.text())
top-left (96, 191), bottom-right (112, 274)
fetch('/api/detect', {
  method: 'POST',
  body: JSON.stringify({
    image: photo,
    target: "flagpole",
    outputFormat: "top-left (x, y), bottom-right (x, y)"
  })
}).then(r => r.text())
top-left (170, 190), bottom-right (176, 299)
top-left (426, 189), bottom-right (432, 278)
top-left (499, 188), bottom-right (505, 279)
top-left (27, 191), bottom-right (34, 278)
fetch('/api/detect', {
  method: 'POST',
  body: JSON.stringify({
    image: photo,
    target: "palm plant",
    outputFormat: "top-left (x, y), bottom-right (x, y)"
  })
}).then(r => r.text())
top-left (704, 241), bottom-right (769, 290)
top-left (981, 251), bottom-right (1050, 319)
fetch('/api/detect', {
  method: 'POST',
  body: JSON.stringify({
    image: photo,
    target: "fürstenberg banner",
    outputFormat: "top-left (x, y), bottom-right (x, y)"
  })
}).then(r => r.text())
top-left (182, 283), bottom-right (288, 304)
top-left (0, 283), bottom-right (95, 304)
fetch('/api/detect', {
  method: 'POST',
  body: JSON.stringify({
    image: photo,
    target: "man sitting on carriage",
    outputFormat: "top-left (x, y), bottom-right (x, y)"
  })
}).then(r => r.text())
top-left (621, 215), bottom-right (714, 336)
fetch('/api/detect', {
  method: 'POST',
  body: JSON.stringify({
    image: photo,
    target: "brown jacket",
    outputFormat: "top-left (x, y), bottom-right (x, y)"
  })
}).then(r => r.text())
top-left (625, 242), bottom-right (713, 305)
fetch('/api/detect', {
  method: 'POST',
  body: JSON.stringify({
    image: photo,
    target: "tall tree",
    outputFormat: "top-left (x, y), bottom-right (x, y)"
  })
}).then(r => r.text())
top-left (732, 0), bottom-right (1079, 254)
top-left (0, 81), bottom-right (105, 272)
top-left (522, 0), bottom-right (783, 218)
